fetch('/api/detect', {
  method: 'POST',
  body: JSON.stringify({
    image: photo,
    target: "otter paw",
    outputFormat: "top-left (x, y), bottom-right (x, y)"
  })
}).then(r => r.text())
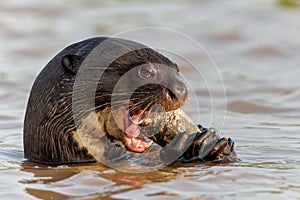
top-left (204, 137), bottom-right (238, 162)
top-left (181, 128), bottom-right (220, 161)
top-left (180, 127), bottom-right (239, 163)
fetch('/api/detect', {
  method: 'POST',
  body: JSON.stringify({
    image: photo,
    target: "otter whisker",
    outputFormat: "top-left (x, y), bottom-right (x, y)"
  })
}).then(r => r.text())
top-left (72, 96), bottom-right (142, 113)
top-left (128, 97), bottom-right (155, 114)
top-left (91, 98), bottom-right (145, 113)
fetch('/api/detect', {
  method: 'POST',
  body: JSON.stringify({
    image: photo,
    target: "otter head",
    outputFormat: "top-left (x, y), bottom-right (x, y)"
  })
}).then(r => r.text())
top-left (63, 41), bottom-right (188, 154)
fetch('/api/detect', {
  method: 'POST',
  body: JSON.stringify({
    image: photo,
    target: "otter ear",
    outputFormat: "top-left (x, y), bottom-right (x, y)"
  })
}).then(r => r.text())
top-left (62, 54), bottom-right (82, 75)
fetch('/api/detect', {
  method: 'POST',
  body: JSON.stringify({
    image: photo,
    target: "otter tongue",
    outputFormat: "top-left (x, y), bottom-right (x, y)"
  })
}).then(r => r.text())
top-left (124, 105), bottom-right (165, 139)
top-left (125, 123), bottom-right (140, 138)
top-left (124, 110), bottom-right (141, 138)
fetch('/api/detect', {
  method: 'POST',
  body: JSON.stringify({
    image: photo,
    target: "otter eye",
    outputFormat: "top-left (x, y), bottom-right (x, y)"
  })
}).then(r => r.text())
top-left (139, 68), bottom-right (156, 79)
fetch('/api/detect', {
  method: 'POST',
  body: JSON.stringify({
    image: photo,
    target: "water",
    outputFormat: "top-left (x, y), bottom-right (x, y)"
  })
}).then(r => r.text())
top-left (1, 0), bottom-right (300, 199)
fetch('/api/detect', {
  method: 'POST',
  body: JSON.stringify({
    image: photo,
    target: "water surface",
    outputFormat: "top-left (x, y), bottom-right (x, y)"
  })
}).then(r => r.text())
top-left (0, 0), bottom-right (300, 199)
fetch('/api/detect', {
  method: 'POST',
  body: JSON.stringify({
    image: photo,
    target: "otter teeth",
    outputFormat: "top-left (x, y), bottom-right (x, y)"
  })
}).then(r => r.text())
top-left (131, 115), bottom-right (152, 126)
top-left (131, 138), bottom-right (141, 147)
top-left (130, 115), bottom-right (143, 124)
top-left (139, 118), bottom-right (152, 126)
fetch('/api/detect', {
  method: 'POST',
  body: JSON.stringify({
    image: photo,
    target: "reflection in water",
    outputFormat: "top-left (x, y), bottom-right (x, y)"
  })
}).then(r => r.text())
top-left (19, 162), bottom-right (192, 199)
top-left (17, 160), bottom-right (300, 199)
top-left (0, 0), bottom-right (300, 199)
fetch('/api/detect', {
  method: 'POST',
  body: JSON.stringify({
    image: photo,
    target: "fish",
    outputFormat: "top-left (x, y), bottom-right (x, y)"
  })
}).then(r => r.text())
top-left (147, 109), bottom-right (238, 163)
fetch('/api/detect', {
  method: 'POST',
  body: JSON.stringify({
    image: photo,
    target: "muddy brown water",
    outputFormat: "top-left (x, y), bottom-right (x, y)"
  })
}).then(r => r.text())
top-left (0, 0), bottom-right (300, 199)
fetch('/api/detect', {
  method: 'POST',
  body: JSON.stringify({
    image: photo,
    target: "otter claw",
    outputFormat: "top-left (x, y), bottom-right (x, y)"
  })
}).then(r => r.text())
top-left (227, 137), bottom-right (233, 146)
top-left (209, 138), bottom-right (228, 155)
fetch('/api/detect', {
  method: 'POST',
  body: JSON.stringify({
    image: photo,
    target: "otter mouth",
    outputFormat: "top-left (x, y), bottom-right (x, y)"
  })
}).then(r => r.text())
top-left (121, 106), bottom-right (159, 153)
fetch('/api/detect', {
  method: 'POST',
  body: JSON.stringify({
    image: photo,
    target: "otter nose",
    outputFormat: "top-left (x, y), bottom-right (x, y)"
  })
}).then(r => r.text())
top-left (173, 82), bottom-right (187, 103)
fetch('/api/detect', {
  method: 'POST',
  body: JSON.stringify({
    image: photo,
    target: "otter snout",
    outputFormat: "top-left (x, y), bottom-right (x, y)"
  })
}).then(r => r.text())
top-left (165, 76), bottom-right (188, 108)
top-left (173, 81), bottom-right (188, 104)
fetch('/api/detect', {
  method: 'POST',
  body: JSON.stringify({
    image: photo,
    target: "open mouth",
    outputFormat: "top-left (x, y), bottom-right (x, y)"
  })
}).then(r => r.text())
top-left (121, 104), bottom-right (164, 153)
top-left (122, 107), bottom-right (153, 153)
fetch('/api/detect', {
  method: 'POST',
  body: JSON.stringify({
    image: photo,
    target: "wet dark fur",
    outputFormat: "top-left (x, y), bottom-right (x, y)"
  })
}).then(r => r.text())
top-left (24, 37), bottom-right (184, 164)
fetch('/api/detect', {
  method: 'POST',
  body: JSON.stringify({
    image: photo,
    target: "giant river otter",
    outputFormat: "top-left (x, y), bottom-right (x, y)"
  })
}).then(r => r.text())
top-left (24, 37), bottom-right (237, 166)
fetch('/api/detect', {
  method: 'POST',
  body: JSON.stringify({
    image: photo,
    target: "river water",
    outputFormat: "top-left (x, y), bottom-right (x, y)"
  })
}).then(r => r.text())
top-left (0, 0), bottom-right (300, 199)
